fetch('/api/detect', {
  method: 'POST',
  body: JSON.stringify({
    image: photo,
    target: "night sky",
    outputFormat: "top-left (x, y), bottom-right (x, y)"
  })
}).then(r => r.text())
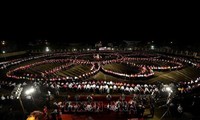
top-left (0, 6), bottom-right (199, 48)
top-left (0, 23), bottom-right (197, 44)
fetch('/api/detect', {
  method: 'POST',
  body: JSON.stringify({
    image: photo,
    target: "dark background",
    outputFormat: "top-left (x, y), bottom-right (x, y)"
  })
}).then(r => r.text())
top-left (0, 4), bottom-right (199, 48)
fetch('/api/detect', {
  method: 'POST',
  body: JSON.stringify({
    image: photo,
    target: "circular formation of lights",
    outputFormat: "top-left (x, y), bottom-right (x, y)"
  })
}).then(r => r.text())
top-left (4, 52), bottom-right (187, 81)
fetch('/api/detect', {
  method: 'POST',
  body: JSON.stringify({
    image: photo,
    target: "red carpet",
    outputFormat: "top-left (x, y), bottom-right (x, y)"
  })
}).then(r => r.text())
top-left (61, 114), bottom-right (144, 120)
top-left (61, 114), bottom-right (73, 120)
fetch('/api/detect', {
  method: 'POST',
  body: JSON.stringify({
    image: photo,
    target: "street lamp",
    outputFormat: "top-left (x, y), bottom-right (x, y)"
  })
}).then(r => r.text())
top-left (12, 85), bottom-right (36, 114)
top-left (24, 86), bottom-right (38, 111)
top-left (160, 86), bottom-right (174, 120)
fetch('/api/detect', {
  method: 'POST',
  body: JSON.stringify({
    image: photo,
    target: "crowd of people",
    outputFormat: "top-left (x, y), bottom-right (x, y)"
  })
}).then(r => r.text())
top-left (1, 74), bottom-right (200, 103)
top-left (1, 51), bottom-right (200, 119)
top-left (43, 93), bottom-right (154, 120)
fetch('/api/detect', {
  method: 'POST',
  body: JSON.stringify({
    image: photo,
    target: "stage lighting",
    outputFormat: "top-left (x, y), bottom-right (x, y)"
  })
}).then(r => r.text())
top-left (166, 87), bottom-right (173, 93)
top-left (25, 87), bottom-right (35, 95)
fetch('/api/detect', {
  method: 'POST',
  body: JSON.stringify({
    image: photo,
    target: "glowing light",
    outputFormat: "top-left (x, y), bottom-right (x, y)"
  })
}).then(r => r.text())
top-left (25, 87), bottom-right (35, 95)
top-left (151, 45), bottom-right (154, 50)
top-left (1, 41), bottom-right (5, 45)
top-left (166, 87), bottom-right (173, 93)
top-left (45, 47), bottom-right (50, 52)
top-left (2, 51), bottom-right (5, 54)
